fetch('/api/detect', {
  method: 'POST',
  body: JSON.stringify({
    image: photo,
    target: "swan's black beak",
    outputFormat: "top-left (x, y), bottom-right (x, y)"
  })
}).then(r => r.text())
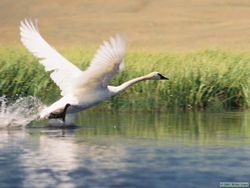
top-left (158, 74), bottom-right (169, 80)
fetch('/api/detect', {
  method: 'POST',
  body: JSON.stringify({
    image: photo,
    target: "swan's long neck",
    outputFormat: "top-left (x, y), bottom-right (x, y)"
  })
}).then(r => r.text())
top-left (109, 75), bottom-right (151, 95)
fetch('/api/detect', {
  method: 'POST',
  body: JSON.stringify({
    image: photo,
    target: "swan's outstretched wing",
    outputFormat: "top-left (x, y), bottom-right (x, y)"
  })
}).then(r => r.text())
top-left (83, 34), bottom-right (127, 87)
top-left (20, 19), bottom-right (83, 96)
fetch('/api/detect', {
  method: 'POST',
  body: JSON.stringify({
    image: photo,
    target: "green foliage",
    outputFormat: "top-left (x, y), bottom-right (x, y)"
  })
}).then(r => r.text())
top-left (0, 47), bottom-right (249, 111)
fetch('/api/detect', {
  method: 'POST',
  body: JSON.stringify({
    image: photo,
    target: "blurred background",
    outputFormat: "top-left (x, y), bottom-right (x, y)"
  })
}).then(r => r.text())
top-left (1, 0), bottom-right (250, 50)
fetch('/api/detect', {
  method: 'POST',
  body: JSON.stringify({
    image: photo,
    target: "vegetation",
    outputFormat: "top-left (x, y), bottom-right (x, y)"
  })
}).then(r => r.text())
top-left (0, 47), bottom-right (250, 111)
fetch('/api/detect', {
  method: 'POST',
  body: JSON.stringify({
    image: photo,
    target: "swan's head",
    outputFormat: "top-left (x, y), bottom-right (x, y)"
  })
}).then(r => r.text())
top-left (148, 72), bottom-right (169, 80)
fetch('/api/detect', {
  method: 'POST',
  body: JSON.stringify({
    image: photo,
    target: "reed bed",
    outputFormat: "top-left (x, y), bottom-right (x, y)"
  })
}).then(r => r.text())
top-left (0, 47), bottom-right (249, 111)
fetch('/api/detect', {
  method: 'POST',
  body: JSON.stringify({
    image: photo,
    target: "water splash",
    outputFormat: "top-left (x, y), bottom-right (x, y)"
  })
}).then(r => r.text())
top-left (0, 96), bottom-right (45, 128)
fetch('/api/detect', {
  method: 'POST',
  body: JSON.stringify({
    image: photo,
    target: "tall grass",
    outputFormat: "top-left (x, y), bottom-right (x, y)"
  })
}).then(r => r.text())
top-left (0, 47), bottom-right (249, 111)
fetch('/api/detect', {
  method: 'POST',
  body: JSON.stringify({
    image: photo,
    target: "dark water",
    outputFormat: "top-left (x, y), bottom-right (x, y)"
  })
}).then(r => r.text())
top-left (0, 111), bottom-right (250, 188)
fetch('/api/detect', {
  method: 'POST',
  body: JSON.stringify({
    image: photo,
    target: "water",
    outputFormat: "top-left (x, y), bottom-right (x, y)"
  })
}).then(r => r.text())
top-left (0, 110), bottom-right (250, 188)
top-left (0, 96), bottom-right (44, 128)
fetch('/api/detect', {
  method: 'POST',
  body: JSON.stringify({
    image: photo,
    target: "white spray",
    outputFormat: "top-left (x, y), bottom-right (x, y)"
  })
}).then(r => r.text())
top-left (0, 96), bottom-right (45, 128)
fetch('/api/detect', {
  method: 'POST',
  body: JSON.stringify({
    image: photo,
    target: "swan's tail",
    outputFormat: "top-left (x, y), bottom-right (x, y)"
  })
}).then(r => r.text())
top-left (39, 108), bottom-right (50, 119)
top-left (39, 105), bottom-right (64, 119)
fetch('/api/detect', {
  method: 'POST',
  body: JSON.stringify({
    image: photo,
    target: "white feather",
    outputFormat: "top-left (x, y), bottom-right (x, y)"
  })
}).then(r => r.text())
top-left (19, 19), bottom-right (167, 124)
top-left (84, 34), bottom-right (127, 87)
top-left (20, 19), bottom-right (83, 96)
top-left (19, 19), bottom-right (129, 121)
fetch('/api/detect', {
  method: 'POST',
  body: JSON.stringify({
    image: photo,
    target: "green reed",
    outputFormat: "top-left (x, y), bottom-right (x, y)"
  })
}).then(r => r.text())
top-left (0, 47), bottom-right (249, 111)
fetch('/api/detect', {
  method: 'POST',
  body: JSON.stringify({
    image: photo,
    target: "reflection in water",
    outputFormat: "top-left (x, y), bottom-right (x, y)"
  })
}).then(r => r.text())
top-left (76, 110), bottom-right (250, 145)
top-left (0, 111), bottom-right (250, 188)
top-left (19, 131), bottom-right (128, 188)
top-left (20, 134), bottom-right (79, 188)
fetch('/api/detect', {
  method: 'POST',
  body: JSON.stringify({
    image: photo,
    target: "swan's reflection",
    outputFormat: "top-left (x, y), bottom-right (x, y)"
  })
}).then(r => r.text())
top-left (0, 130), bottom-right (26, 149)
top-left (19, 132), bottom-right (78, 188)
top-left (17, 129), bottom-right (127, 188)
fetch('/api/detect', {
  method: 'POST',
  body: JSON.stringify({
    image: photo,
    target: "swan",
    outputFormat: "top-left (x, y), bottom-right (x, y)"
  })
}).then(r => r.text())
top-left (19, 19), bottom-right (168, 124)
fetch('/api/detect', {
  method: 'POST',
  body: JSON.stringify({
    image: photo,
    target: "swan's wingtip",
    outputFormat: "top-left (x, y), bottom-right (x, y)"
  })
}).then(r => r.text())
top-left (20, 17), bottom-right (40, 32)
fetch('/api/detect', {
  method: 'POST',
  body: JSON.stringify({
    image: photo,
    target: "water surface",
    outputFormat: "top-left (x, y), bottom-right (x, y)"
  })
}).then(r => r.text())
top-left (0, 111), bottom-right (250, 188)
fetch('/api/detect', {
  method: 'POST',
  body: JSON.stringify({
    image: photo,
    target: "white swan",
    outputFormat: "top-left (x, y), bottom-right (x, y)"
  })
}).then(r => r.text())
top-left (20, 19), bottom-right (168, 124)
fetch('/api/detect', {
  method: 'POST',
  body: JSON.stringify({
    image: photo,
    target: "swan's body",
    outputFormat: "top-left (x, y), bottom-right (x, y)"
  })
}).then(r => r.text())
top-left (20, 19), bottom-right (168, 123)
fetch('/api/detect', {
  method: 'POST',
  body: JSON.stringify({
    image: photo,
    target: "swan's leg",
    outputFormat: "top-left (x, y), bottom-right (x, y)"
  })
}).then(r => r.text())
top-left (62, 104), bottom-right (71, 122)
top-left (48, 104), bottom-right (71, 123)
top-left (62, 112), bottom-right (66, 122)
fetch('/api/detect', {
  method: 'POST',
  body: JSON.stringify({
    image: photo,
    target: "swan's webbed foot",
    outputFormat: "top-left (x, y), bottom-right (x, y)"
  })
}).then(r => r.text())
top-left (48, 104), bottom-right (71, 123)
